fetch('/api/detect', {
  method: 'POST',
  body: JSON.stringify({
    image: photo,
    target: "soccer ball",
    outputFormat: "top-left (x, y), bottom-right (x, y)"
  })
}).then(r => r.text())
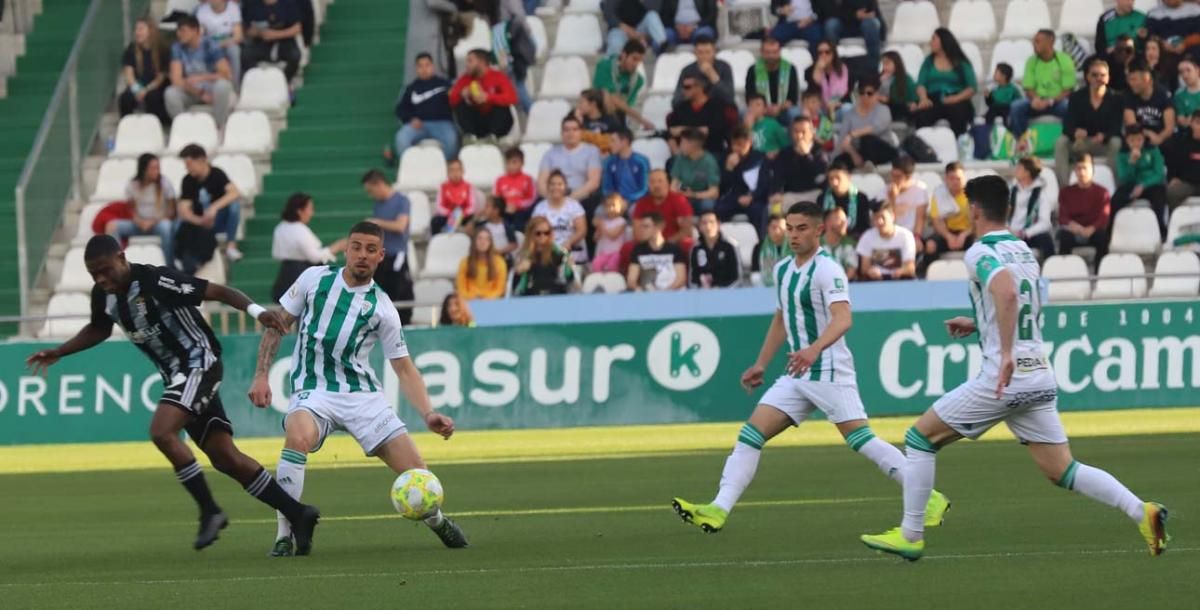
top-left (390, 468), bottom-right (444, 520)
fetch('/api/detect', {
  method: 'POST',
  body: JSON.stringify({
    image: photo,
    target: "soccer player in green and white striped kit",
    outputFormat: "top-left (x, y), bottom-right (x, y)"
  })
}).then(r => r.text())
top-left (248, 221), bottom-right (468, 556)
top-left (673, 201), bottom-right (950, 533)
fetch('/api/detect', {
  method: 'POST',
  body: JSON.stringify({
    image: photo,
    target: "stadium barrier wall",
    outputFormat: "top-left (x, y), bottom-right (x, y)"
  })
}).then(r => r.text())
top-left (1, 300), bottom-right (1197, 444)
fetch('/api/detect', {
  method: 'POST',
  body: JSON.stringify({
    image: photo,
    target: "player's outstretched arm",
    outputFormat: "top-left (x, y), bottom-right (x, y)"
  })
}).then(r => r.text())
top-left (248, 311), bottom-right (297, 408)
top-left (203, 282), bottom-right (289, 333)
top-left (988, 269), bottom-right (1019, 398)
top-left (787, 302), bottom-right (851, 376)
top-left (390, 357), bottom-right (455, 440)
top-left (25, 322), bottom-right (113, 375)
top-left (742, 310), bottom-right (787, 391)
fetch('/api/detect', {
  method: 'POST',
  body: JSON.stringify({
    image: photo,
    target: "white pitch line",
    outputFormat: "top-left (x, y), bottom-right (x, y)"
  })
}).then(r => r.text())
top-left (2, 547), bottom-right (1193, 589)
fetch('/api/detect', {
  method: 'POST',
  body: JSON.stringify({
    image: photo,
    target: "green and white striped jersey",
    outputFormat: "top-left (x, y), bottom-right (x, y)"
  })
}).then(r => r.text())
top-left (279, 266), bottom-right (408, 394)
top-left (773, 249), bottom-right (856, 384)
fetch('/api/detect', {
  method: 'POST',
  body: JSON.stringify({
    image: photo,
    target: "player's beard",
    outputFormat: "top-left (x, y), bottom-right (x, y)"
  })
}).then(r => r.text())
top-left (349, 266), bottom-right (374, 283)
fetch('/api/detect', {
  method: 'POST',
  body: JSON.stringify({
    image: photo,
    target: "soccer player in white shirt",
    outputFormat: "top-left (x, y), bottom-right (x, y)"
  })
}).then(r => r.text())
top-left (672, 202), bottom-right (950, 533)
top-left (861, 175), bottom-right (1168, 561)
top-left (248, 222), bottom-right (468, 556)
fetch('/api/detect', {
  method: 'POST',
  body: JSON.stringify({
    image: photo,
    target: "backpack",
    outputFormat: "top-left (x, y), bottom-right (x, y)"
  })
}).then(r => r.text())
top-left (902, 135), bottom-right (938, 163)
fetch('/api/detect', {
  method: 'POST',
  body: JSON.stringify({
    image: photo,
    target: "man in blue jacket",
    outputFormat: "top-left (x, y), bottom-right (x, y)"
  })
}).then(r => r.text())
top-left (394, 53), bottom-right (458, 161)
top-left (602, 127), bottom-right (652, 204)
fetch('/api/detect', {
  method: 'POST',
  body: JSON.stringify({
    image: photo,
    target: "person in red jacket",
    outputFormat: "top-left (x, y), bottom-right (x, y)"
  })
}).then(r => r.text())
top-left (1057, 153), bottom-right (1112, 261)
top-left (450, 49), bottom-right (518, 142)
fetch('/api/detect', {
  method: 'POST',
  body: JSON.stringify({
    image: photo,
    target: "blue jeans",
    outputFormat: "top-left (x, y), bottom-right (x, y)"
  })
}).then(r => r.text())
top-left (824, 17), bottom-right (881, 68)
top-left (606, 12), bottom-right (667, 55)
top-left (395, 120), bottom-right (459, 161)
top-left (203, 202), bottom-right (241, 243)
top-left (523, 0), bottom-right (541, 15)
top-left (770, 18), bottom-right (823, 49)
top-left (664, 24), bottom-right (717, 47)
top-left (690, 197), bottom-right (717, 213)
top-left (114, 219), bottom-right (175, 269)
top-left (1007, 98), bottom-right (1069, 137)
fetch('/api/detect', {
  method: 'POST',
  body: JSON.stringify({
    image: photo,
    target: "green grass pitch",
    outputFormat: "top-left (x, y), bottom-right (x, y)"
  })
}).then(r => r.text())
top-left (2, 433), bottom-right (1195, 608)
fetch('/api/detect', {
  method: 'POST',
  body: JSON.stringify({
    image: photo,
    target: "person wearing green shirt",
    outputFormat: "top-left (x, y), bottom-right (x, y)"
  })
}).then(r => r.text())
top-left (913, 28), bottom-right (978, 135)
top-left (745, 93), bottom-right (790, 156)
top-left (1008, 29), bottom-right (1076, 137)
top-left (592, 39), bottom-right (654, 130)
top-left (1175, 57), bottom-right (1200, 131)
top-left (1114, 124), bottom-right (1168, 238)
top-left (1095, 0), bottom-right (1147, 55)
top-left (669, 128), bottom-right (721, 212)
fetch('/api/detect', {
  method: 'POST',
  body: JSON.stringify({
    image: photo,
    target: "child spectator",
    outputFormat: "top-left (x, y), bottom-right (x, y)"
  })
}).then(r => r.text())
top-left (466, 197), bottom-right (520, 263)
top-left (879, 51), bottom-right (917, 123)
top-left (745, 94), bottom-right (790, 157)
top-left (433, 158), bottom-right (478, 234)
top-left (592, 194), bottom-right (629, 273)
top-left (985, 63), bottom-right (1021, 125)
top-left (818, 160), bottom-right (873, 236)
top-left (820, 206), bottom-right (859, 279)
top-left (801, 88), bottom-right (835, 153)
top-left (439, 293), bottom-right (476, 327)
top-left (456, 226), bottom-right (508, 300)
top-left (1114, 123), bottom-right (1168, 237)
top-left (494, 148), bottom-right (537, 228)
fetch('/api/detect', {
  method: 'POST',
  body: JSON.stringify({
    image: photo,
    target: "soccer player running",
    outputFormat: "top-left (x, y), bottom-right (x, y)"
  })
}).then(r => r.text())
top-left (26, 235), bottom-right (321, 551)
top-left (672, 202), bottom-right (950, 533)
top-left (248, 221), bottom-right (468, 557)
top-left (861, 175), bottom-right (1169, 561)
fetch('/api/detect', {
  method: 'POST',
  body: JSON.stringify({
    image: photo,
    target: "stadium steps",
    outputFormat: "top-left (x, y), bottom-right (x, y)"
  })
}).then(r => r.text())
top-left (231, 0), bottom-right (408, 304)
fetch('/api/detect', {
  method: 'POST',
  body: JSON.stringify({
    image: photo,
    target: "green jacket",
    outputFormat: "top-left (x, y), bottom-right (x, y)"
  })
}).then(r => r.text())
top-left (1116, 146), bottom-right (1165, 189)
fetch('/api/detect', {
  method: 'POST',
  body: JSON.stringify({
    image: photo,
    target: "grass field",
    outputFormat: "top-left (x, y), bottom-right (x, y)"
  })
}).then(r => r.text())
top-left (1, 418), bottom-right (1196, 609)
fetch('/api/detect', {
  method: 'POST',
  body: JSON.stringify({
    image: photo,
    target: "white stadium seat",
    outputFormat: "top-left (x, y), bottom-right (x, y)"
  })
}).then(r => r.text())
top-left (640, 95), bottom-right (673, 131)
top-left (722, 221), bottom-right (759, 269)
top-left (398, 147), bottom-right (449, 191)
top-left (73, 203), bottom-right (106, 246)
top-left (1092, 253), bottom-right (1147, 299)
top-left (838, 44), bottom-right (867, 59)
top-left (1148, 251), bottom-right (1200, 297)
top-left (1134, 0), bottom-right (1157, 12)
top-left (850, 173), bottom-right (887, 202)
top-left (125, 243), bottom-right (167, 266)
top-left (989, 39), bottom-right (1035, 85)
top-left (916, 171), bottom-right (943, 192)
top-left (453, 17), bottom-right (491, 62)
top-left (564, 0), bottom-right (602, 13)
top-left (56, 248), bottom-right (92, 293)
top-left (520, 142), bottom-right (553, 175)
top-left (237, 67), bottom-right (290, 114)
top-left (90, 158), bottom-right (137, 202)
top-left (551, 14), bottom-right (603, 56)
top-left (111, 115), bottom-right (165, 157)
top-left (926, 260), bottom-right (970, 281)
top-left (422, 233), bottom-right (472, 279)
top-left (195, 250), bottom-right (226, 285)
top-left (1042, 254), bottom-right (1091, 301)
top-left (539, 55), bottom-right (591, 98)
top-left (961, 42), bottom-right (987, 83)
top-left (916, 126), bottom-right (958, 163)
top-left (524, 99), bottom-right (572, 141)
top-left (39, 293), bottom-right (92, 339)
top-left (948, 0), bottom-right (997, 42)
top-left (1165, 206), bottom-right (1200, 248)
top-left (526, 16), bottom-right (549, 62)
top-left (160, 157), bottom-right (187, 194)
top-left (781, 47), bottom-right (814, 76)
top-left (212, 154), bottom-right (259, 199)
top-left (889, 1), bottom-right (939, 44)
top-left (581, 271), bottom-right (627, 294)
top-left (1068, 163), bottom-right (1116, 195)
top-left (884, 44), bottom-right (923, 77)
top-left (166, 112), bottom-right (219, 155)
top-left (716, 49), bottom-right (756, 92)
top-left (1108, 208), bottom-right (1162, 255)
top-left (406, 191), bottom-right (433, 239)
top-left (1058, 0), bottom-right (1104, 37)
top-left (220, 111), bottom-right (273, 155)
top-left (1000, 0), bottom-right (1052, 39)
top-left (459, 144), bottom-right (505, 188)
top-left (651, 52), bottom-right (693, 94)
top-left (412, 278), bottom-right (455, 326)
top-left (632, 138), bottom-right (671, 169)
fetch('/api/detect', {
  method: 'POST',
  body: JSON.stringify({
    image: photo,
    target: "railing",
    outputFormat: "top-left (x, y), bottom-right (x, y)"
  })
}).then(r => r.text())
top-left (12, 0), bottom-right (143, 318)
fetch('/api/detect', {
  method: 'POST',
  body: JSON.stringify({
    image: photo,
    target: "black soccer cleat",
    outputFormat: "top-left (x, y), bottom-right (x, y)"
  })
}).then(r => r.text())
top-left (194, 512), bottom-right (229, 550)
top-left (431, 517), bottom-right (469, 548)
top-left (291, 505), bottom-right (321, 556)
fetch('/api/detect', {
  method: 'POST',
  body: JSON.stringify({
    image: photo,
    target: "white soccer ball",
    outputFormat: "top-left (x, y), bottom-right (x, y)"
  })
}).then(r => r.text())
top-left (390, 468), bottom-right (444, 520)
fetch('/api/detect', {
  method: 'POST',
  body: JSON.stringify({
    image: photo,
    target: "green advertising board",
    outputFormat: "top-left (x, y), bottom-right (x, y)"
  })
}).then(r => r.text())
top-left (1, 300), bottom-right (1197, 444)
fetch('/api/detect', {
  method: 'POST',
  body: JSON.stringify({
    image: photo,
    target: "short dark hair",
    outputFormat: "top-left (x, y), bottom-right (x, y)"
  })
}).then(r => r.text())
top-left (995, 62), bottom-right (1014, 82)
top-left (1127, 57), bottom-right (1151, 76)
top-left (281, 192), bottom-right (312, 222)
top-left (746, 93), bottom-right (766, 105)
top-left (621, 39), bottom-right (646, 57)
top-left (694, 34), bottom-right (716, 47)
top-left (612, 126), bottom-right (634, 144)
top-left (857, 75), bottom-right (881, 92)
top-left (361, 168), bottom-right (389, 185)
top-left (640, 211), bottom-right (665, 226)
top-left (801, 88), bottom-right (822, 101)
top-left (699, 209), bottom-right (719, 221)
top-left (415, 52), bottom-right (433, 63)
top-left (488, 195), bottom-right (507, 212)
top-left (964, 175), bottom-right (1010, 222)
top-left (579, 88), bottom-right (604, 108)
top-left (767, 213), bottom-right (785, 224)
top-left (1125, 123), bottom-right (1144, 137)
top-left (872, 200), bottom-right (895, 215)
top-left (561, 115), bottom-right (582, 129)
top-left (1071, 152), bottom-right (1093, 166)
top-left (731, 125), bottom-right (751, 141)
top-left (467, 48), bottom-right (491, 63)
top-left (348, 221), bottom-right (385, 241)
top-left (177, 15), bottom-right (200, 31)
top-left (446, 158), bottom-right (463, 169)
top-left (823, 205), bottom-right (846, 220)
top-left (893, 155), bottom-right (915, 176)
top-left (1036, 29), bottom-right (1056, 42)
top-left (786, 201), bottom-right (823, 221)
top-left (84, 234), bottom-right (123, 261)
top-left (761, 36), bottom-right (781, 49)
top-left (1016, 156), bottom-right (1042, 178)
top-left (945, 161), bottom-right (964, 174)
top-left (179, 144), bottom-right (207, 160)
top-left (504, 147), bottom-right (524, 162)
top-left (828, 159), bottom-right (852, 174)
top-left (681, 127), bottom-right (705, 143)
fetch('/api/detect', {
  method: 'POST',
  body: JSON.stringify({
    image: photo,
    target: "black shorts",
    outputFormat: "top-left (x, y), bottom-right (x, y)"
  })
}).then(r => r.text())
top-left (161, 362), bottom-right (233, 447)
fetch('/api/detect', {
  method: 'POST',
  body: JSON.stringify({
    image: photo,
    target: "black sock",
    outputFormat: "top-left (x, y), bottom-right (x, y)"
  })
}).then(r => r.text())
top-left (244, 467), bottom-right (303, 522)
top-left (175, 460), bottom-right (221, 516)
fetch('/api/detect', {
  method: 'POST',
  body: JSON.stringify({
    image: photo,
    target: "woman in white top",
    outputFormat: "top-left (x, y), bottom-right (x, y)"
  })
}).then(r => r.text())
top-left (531, 170), bottom-right (587, 262)
top-left (271, 193), bottom-right (347, 301)
top-left (109, 153), bottom-right (178, 267)
top-left (1008, 156), bottom-right (1056, 260)
top-left (195, 0), bottom-right (243, 85)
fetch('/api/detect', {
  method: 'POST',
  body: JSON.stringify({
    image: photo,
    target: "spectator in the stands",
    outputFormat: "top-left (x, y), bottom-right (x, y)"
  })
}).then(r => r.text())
top-left (627, 212), bottom-right (688, 291)
top-left (886, 156), bottom-right (927, 237)
top-left (1054, 56), bottom-right (1123, 187)
top-left (689, 211), bottom-right (741, 288)
top-left (670, 128), bottom-right (721, 213)
top-left (538, 116), bottom-right (603, 216)
top-left (769, 0), bottom-right (823, 49)
top-left (361, 169), bottom-right (415, 323)
top-left (1167, 112), bottom-right (1200, 208)
top-left (913, 28), bottom-right (977, 135)
top-left (806, 41), bottom-right (854, 115)
top-left (433, 159), bottom-right (479, 234)
top-left (763, 117), bottom-right (828, 210)
top-left (662, 0), bottom-right (718, 47)
top-left (269, 193), bottom-right (347, 302)
top-left (801, 88), bottom-right (837, 154)
top-left (1115, 123), bottom-right (1168, 237)
top-left (1175, 58), bottom-right (1200, 130)
top-left (715, 127), bottom-right (767, 231)
top-left (1008, 30), bottom-right (1076, 138)
top-left (573, 89), bottom-right (623, 155)
top-left (634, 169), bottom-right (695, 251)
top-left (165, 16), bottom-right (235, 125)
top-left (177, 144), bottom-right (242, 270)
top-left (466, 196), bottom-right (520, 262)
top-left (532, 170), bottom-right (588, 262)
top-left (120, 18), bottom-right (171, 125)
top-left (820, 206), bottom-right (858, 280)
top-left (394, 53), bottom-right (458, 162)
top-left (669, 74), bottom-right (738, 158)
top-left (1106, 35), bottom-right (1138, 92)
top-left (984, 62), bottom-right (1020, 125)
top-left (1142, 36), bottom-right (1175, 85)
top-left (745, 94), bottom-right (789, 158)
top-left (439, 293), bottom-right (475, 327)
top-left (196, 0), bottom-right (243, 85)
top-left (110, 153), bottom-right (177, 267)
top-left (488, 0), bottom-right (535, 113)
top-left (673, 36), bottom-right (734, 106)
top-left (450, 49), bottom-right (518, 142)
top-left (745, 37), bottom-right (800, 124)
top-left (1008, 156), bottom-right (1057, 260)
top-left (856, 202), bottom-right (916, 281)
top-left (602, 127), bottom-right (651, 204)
top-left (752, 214), bottom-right (788, 285)
top-left (602, 0), bottom-right (667, 56)
top-left (1144, 0), bottom-right (1200, 83)
top-left (1095, 0), bottom-right (1147, 57)
top-left (456, 226), bottom-right (508, 300)
top-left (924, 161), bottom-right (973, 263)
top-left (836, 76), bottom-right (897, 168)
top-left (495, 147), bottom-right (537, 227)
top-left (593, 40), bottom-right (655, 131)
top-left (1057, 153), bottom-right (1112, 260)
top-left (592, 194), bottom-right (630, 273)
top-left (878, 50), bottom-right (917, 123)
top-left (823, 0), bottom-right (886, 71)
top-left (818, 160), bottom-right (872, 236)
top-left (241, 0), bottom-right (303, 83)
top-left (1124, 58), bottom-right (1176, 148)
top-left (513, 216), bottom-right (577, 296)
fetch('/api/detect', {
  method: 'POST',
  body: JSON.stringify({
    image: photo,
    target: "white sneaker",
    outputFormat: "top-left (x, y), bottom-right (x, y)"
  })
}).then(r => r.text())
top-left (225, 245), bottom-right (244, 262)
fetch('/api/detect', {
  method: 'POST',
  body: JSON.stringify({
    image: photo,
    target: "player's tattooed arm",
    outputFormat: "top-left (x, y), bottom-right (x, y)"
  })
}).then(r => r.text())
top-left (254, 311), bottom-right (296, 376)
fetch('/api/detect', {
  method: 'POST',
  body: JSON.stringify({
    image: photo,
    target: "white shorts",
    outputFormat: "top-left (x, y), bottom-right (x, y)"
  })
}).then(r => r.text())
top-left (759, 376), bottom-right (868, 425)
top-left (932, 378), bottom-right (1067, 444)
top-left (287, 390), bottom-right (408, 456)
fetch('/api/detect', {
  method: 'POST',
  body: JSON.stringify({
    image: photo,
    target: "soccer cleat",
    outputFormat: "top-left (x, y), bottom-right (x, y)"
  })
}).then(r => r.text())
top-left (431, 517), bottom-right (470, 548)
top-left (924, 490), bottom-right (951, 528)
top-left (194, 511), bottom-right (228, 551)
top-left (270, 536), bottom-right (294, 557)
top-left (1138, 502), bottom-right (1169, 556)
top-left (860, 527), bottom-right (925, 562)
top-left (671, 498), bottom-right (728, 533)
top-left (291, 505), bottom-right (321, 556)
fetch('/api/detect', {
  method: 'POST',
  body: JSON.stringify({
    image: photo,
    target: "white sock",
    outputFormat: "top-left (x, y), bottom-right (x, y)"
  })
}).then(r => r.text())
top-left (900, 428), bottom-right (938, 542)
top-left (424, 507), bottom-right (446, 528)
top-left (712, 423), bottom-right (766, 513)
top-left (1062, 461), bottom-right (1145, 522)
top-left (846, 427), bottom-right (904, 484)
top-left (275, 448), bottom-right (308, 540)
